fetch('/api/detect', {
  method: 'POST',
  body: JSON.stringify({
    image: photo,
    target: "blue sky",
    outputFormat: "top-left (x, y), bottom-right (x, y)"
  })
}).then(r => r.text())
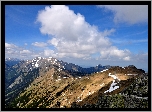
top-left (5, 5), bottom-right (148, 71)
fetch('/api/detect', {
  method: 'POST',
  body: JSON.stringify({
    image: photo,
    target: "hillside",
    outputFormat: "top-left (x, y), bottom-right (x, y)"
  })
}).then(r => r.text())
top-left (72, 74), bottom-right (148, 108)
top-left (5, 57), bottom-right (110, 107)
top-left (4, 58), bottom-right (148, 108)
top-left (5, 63), bottom-right (18, 89)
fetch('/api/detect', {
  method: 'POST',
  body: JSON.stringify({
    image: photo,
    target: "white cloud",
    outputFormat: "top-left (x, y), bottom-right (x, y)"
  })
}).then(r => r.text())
top-left (37, 5), bottom-right (131, 60)
top-left (44, 49), bottom-right (55, 57)
top-left (123, 56), bottom-right (130, 61)
top-left (5, 42), bottom-right (34, 59)
top-left (47, 38), bottom-right (60, 47)
top-left (20, 50), bottom-right (31, 54)
top-left (5, 43), bottom-right (17, 48)
top-left (98, 5), bottom-right (148, 24)
top-left (36, 5), bottom-right (92, 42)
top-left (5, 43), bottom-right (19, 56)
top-left (32, 42), bottom-right (47, 47)
top-left (111, 38), bottom-right (148, 45)
top-left (101, 28), bottom-right (115, 36)
top-left (100, 46), bottom-right (131, 61)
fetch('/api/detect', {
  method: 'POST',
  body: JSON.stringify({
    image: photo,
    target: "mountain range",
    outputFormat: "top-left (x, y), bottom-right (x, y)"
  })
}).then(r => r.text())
top-left (4, 57), bottom-right (148, 109)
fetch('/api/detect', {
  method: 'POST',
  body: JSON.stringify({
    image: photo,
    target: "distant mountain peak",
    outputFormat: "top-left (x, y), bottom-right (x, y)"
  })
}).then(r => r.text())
top-left (5, 57), bottom-right (22, 61)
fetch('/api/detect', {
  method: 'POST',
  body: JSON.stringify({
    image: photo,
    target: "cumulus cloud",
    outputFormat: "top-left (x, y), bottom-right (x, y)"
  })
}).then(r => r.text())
top-left (100, 46), bottom-right (131, 61)
top-left (5, 42), bottom-right (34, 59)
top-left (32, 42), bottom-right (48, 47)
top-left (5, 43), bottom-right (17, 48)
top-left (101, 28), bottom-right (115, 37)
top-left (44, 49), bottom-right (55, 57)
top-left (123, 56), bottom-right (130, 61)
top-left (20, 50), bottom-right (32, 54)
top-left (36, 5), bottom-right (131, 60)
top-left (47, 38), bottom-right (60, 47)
top-left (36, 5), bottom-right (88, 41)
top-left (5, 43), bottom-right (19, 56)
top-left (98, 5), bottom-right (148, 24)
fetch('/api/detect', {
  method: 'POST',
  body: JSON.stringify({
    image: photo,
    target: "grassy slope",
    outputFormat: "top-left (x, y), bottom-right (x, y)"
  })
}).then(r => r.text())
top-left (7, 66), bottom-right (147, 108)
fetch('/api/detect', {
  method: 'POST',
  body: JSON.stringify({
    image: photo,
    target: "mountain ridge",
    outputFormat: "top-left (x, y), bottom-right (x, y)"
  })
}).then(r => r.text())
top-left (4, 56), bottom-right (148, 108)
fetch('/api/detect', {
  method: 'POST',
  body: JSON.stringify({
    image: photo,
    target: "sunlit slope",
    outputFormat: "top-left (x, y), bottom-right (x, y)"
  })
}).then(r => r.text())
top-left (8, 65), bottom-right (145, 108)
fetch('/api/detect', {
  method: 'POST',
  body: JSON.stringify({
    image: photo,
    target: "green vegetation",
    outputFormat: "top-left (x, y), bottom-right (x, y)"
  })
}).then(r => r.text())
top-left (5, 61), bottom-right (148, 109)
top-left (71, 75), bottom-right (148, 108)
top-left (71, 93), bottom-right (148, 108)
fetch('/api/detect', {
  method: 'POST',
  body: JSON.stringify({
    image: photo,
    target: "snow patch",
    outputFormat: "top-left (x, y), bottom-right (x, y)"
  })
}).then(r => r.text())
top-left (47, 59), bottom-right (51, 61)
top-left (104, 80), bottom-right (119, 93)
top-left (127, 74), bottom-right (137, 75)
top-left (35, 63), bottom-right (39, 67)
top-left (102, 69), bottom-right (108, 72)
top-left (17, 102), bottom-right (20, 107)
top-left (108, 73), bottom-right (120, 81)
top-left (87, 91), bottom-right (91, 95)
top-left (76, 99), bottom-right (82, 102)
top-left (86, 77), bottom-right (89, 79)
top-left (38, 57), bottom-right (41, 59)
top-left (100, 83), bottom-right (104, 87)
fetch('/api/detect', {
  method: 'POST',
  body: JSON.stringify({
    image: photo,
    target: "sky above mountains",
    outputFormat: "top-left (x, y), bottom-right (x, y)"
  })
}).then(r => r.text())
top-left (5, 5), bottom-right (148, 71)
